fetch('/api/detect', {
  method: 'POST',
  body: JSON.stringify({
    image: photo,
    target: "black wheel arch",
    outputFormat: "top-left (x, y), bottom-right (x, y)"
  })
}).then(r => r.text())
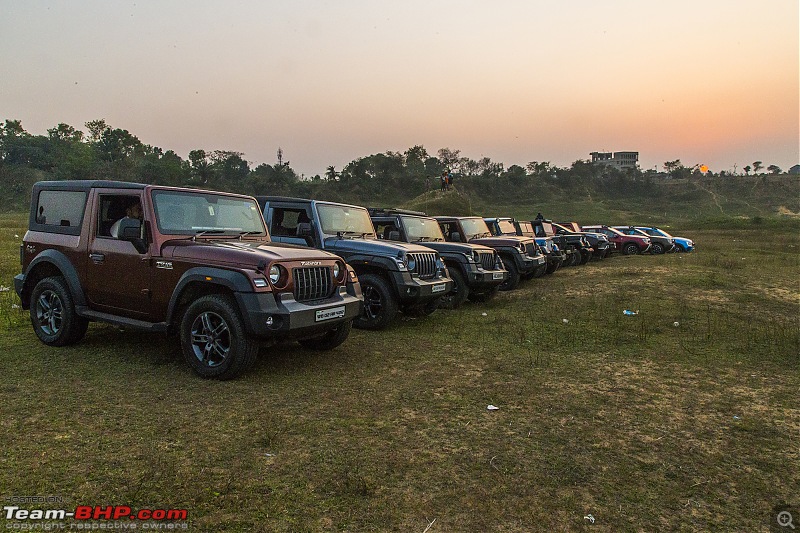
top-left (20, 250), bottom-right (86, 310)
top-left (166, 267), bottom-right (253, 328)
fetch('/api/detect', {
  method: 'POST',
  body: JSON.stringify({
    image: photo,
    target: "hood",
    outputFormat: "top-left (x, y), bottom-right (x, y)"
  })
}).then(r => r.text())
top-left (470, 235), bottom-right (533, 247)
top-left (323, 236), bottom-right (435, 257)
top-left (414, 240), bottom-right (493, 255)
top-left (165, 239), bottom-right (338, 268)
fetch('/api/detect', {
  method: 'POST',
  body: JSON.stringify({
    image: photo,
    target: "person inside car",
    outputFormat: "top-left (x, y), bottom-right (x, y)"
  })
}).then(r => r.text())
top-left (110, 201), bottom-right (143, 238)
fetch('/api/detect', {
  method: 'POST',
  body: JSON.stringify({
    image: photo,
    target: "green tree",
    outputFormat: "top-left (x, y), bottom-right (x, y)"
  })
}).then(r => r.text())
top-left (743, 165), bottom-right (751, 175)
top-left (767, 164), bottom-right (781, 174)
top-left (325, 165), bottom-right (338, 181)
top-left (752, 161), bottom-right (763, 174)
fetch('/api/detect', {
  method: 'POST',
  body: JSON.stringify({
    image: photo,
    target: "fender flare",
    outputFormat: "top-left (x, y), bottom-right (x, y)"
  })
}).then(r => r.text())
top-left (22, 249), bottom-right (87, 309)
top-left (166, 267), bottom-right (253, 325)
top-left (342, 254), bottom-right (399, 273)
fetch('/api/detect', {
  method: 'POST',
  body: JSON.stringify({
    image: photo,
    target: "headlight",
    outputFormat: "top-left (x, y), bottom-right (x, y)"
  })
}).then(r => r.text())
top-left (518, 243), bottom-right (526, 253)
top-left (406, 254), bottom-right (416, 271)
top-left (472, 251), bottom-right (481, 263)
top-left (332, 262), bottom-right (341, 279)
top-left (435, 257), bottom-right (445, 272)
top-left (269, 264), bottom-right (281, 284)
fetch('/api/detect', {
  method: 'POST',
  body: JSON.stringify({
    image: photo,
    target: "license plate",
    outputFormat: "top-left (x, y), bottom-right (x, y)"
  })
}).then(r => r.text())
top-left (315, 306), bottom-right (345, 322)
top-left (432, 283), bottom-right (447, 293)
top-left (492, 272), bottom-right (505, 280)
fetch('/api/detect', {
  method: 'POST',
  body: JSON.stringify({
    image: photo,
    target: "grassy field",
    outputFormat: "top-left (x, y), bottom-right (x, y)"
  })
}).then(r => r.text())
top-left (0, 210), bottom-right (798, 531)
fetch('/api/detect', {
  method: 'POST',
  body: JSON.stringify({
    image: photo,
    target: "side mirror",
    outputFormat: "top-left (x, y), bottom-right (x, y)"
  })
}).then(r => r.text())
top-left (296, 222), bottom-right (313, 237)
top-left (118, 218), bottom-right (147, 254)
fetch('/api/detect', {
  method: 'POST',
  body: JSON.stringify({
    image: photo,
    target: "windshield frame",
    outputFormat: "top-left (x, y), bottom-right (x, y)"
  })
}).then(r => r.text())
top-left (400, 215), bottom-right (445, 242)
top-left (151, 189), bottom-right (267, 237)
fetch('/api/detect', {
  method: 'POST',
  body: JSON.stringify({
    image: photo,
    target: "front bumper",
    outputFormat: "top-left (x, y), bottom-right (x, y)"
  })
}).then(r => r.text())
top-left (465, 266), bottom-right (508, 289)
top-left (390, 271), bottom-right (453, 303)
top-left (592, 243), bottom-right (609, 258)
top-left (515, 253), bottom-right (547, 274)
top-left (237, 286), bottom-right (363, 338)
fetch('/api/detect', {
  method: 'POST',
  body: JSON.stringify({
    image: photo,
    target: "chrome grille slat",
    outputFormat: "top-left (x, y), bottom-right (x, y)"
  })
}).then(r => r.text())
top-left (293, 266), bottom-right (333, 302)
top-left (409, 252), bottom-right (437, 279)
top-left (478, 251), bottom-right (495, 270)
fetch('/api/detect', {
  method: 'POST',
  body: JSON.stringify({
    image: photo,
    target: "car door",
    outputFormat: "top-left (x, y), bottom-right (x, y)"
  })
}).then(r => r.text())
top-left (85, 190), bottom-right (152, 318)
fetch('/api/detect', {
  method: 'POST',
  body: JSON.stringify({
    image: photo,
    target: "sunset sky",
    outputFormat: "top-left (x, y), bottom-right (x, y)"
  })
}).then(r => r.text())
top-left (2, 0), bottom-right (798, 177)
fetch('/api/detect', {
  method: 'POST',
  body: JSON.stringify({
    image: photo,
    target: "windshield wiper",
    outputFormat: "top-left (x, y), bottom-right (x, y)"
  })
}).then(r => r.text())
top-left (340, 231), bottom-right (372, 238)
top-left (192, 229), bottom-right (227, 241)
top-left (238, 230), bottom-right (262, 239)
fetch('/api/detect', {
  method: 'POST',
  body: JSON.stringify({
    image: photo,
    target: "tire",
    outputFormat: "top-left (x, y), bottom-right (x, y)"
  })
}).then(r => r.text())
top-left (438, 269), bottom-right (469, 309)
top-left (299, 319), bottom-right (352, 351)
top-left (498, 258), bottom-right (520, 291)
top-left (180, 294), bottom-right (258, 380)
top-left (354, 274), bottom-right (398, 330)
top-left (651, 242), bottom-right (665, 254)
top-left (674, 243), bottom-right (684, 253)
top-left (30, 276), bottom-right (88, 347)
top-left (622, 242), bottom-right (640, 255)
top-left (579, 249), bottom-right (591, 264)
top-left (533, 263), bottom-right (548, 278)
top-left (468, 285), bottom-right (499, 303)
top-left (569, 249), bottom-right (582, 267)
top-left (545, 260), bottom-right (560, 275)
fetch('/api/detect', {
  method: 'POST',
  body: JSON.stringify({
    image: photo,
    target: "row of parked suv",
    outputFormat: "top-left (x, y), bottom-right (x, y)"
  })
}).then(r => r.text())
top-left (13, 181), bottom-right (693, 380)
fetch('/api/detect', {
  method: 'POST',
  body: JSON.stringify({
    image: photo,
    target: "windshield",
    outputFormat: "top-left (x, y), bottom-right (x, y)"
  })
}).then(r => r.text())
top-left (317, 203), bottom-right (375, 237)
top-left (645, 227), bottom-right (671, 238)
top-left (517, 221), bottom-right (534, 235)
top-left (460, 218), bottom-right (492, 240)
top-left (401, 216), bottom-right (445, 241)
top-left (498, 220), bottom-right (517, 235)
top-left (152, 190), bottom-right (265, 235)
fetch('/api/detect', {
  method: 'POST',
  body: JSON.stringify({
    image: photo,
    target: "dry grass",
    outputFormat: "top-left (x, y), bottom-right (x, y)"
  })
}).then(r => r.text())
top-left (0, 213), bottom-right (798, 531)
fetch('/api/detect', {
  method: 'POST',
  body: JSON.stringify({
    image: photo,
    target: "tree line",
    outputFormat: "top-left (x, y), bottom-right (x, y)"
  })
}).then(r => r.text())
top-left (0, 118), bottom-right (785, 210)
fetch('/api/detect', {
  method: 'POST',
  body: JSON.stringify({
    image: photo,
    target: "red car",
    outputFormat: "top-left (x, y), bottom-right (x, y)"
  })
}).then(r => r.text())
top-left (581, 225), bottom-right (651, 255)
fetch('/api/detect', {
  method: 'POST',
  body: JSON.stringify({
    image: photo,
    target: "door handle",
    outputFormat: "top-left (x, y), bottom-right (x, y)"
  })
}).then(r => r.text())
top-left (89, 253), bottom-right (105, 263)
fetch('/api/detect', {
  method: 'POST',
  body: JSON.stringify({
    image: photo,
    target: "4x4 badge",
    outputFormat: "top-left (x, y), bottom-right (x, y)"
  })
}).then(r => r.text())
top-left (156, 260), bottom-right (173, 270)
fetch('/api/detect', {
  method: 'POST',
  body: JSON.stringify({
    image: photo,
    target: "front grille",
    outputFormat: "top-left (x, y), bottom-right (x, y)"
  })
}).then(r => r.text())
top-left (524, 242), bottom-right (539, 257)
top-left (409, 252), bottom-right (437, 279)
top-left (293, 266), bottom-right (334, 302)
top-left (477, 251), bottom-right (496, 270)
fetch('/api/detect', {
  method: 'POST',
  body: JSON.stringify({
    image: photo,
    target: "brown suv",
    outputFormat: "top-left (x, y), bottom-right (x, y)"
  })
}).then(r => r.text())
top-left (14, 180), bottom-right (363, 380)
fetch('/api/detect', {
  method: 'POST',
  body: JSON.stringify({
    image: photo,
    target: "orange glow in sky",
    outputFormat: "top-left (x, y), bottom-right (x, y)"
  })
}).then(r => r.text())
top-left (1, 0), bottom-right (797, 176)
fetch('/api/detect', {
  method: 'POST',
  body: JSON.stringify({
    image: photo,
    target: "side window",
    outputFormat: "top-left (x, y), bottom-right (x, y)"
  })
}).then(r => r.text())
top-left (35, 190), bottom-right (87, 229)
top-left (374, 221), bottom-right (399, 241)
top-left (97, 194), bottom-right (142, 238)
top-left (271, 208), bottom-right (309, 237)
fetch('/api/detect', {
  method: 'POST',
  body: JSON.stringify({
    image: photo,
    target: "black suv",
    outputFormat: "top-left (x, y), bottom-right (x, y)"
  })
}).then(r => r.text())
top-left (14, 181), bottom-right (363, 380)
top-left (258, 197), bottom-right (452, 330)
top-left (552, 221), bottom-right (611, 261)
top-left (434, 216), bottom-right (546, 291)
top-left (369, 208), bottom-right (508, 308)
top-left (484, 217), bottom-right (565, 275)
